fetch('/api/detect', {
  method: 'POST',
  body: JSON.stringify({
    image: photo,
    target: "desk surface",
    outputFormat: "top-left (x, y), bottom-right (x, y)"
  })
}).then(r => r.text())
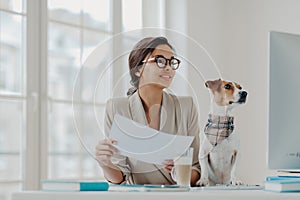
top-left (12, 190), bottom-right (300, 200)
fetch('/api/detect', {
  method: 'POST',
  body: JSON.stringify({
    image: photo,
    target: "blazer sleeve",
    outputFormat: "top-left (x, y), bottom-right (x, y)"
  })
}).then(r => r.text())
top-left (104, 98), bottom-right (132, 183)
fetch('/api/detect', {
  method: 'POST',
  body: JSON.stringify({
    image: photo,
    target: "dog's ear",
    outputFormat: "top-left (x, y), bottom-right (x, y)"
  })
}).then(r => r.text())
top-left (205, 79), bottom-right (222, 90)
top-left (205, 81), bottom-right (209, 88)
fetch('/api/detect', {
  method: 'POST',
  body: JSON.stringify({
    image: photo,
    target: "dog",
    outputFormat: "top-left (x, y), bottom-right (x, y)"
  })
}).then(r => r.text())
top-left (197, 79), bottom-right (248, 186)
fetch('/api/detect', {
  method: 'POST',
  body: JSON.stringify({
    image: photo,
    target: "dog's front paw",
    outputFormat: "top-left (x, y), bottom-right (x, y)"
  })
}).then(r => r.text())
top-left (196, 177), bottom-right (209, 186)
top-left (230, 179), bottom-right (243, 185)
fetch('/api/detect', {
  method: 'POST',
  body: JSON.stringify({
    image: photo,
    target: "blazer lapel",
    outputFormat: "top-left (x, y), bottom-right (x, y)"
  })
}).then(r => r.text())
top-left (160, 91), bottom-right (177, 134)
top-left (128, 91), bottom-right (148, 126)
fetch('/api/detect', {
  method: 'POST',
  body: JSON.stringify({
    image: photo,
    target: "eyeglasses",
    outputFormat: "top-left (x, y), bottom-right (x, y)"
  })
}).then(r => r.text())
top-left (142, 55), bottom-right (181, 70)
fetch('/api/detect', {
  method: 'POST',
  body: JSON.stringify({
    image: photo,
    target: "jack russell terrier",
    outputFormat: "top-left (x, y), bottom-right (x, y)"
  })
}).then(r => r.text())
top-left (197, 79), bottom-right (248, 186)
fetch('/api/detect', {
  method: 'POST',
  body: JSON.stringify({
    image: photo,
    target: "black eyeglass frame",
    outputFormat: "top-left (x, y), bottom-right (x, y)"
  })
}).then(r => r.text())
top-left (142, 55), bottom-right (181, 70)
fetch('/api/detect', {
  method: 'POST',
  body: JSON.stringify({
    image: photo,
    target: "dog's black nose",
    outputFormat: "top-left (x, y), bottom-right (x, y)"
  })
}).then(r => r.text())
top-left (240, 91), bottom-right (248, 98)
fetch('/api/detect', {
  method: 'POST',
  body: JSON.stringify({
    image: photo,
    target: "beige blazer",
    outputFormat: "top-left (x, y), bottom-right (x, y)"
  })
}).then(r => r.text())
top-left (104, 90), bottom-right (200, 185)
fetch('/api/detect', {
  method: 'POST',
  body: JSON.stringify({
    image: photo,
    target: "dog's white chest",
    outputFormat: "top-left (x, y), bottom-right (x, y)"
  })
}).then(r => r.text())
top-left (199, 129), bottom-right (239, 186)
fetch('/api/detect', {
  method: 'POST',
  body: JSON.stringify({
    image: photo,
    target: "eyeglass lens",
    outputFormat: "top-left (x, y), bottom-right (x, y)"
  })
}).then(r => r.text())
top-left (156, 57), bottom-right (179, 70)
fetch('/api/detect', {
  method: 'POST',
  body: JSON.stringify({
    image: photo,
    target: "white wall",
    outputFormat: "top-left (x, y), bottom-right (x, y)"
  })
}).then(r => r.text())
top-left (185, 0), bottom-right (300, 184)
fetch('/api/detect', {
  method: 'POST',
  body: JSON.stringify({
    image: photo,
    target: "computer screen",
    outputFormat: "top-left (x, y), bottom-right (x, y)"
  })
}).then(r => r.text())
top-left (268, 31), bottom-right (300, 170)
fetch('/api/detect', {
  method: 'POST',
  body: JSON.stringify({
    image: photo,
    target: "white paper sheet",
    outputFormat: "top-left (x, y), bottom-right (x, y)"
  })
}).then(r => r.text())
top-left (109, 114), bottom-right (194, 164)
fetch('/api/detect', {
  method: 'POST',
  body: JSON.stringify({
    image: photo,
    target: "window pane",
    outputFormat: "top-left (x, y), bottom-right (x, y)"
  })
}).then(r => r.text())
top-left (82, 154), bottom-right (102, 178)
top-left (48, 155), bottom-right (80, 179)
top-left (0, 100), bottom-right (24, 180)
top-left (49, 103), bottom-right (104, 179)
top-left (48, 23), bottom-right (80, 100)
top-left (0, 155), bottom-right (21, 180)
top-left (83, 0), bottom-right (110, 31)
top-left (48, 102), bottom-right (80, 153)
top-left (93, 68), bottom-right (112, 104)
top-left (122, 0), bottom-right (142, 31)
top-left (82, 30), bottom-right (112, 103)
top-left (0, 100), bottom-right (24, 152)
top-left (0, 0), bottom-right (26, 13)
top-left (0, 12), bottom-right (26, 95)
top-left (81, 105), bottom-right (105, 154)
top-left (0, 183), bottom-right (22, 200)
top-left (73, 105), bottom-right (104, 178)
top-left (48, 0), bottom-right (81, 26)
top-left (82, 29), bottom-right (110, 64)
top-left (48, 102), bottom-right (82, 179)
top-left (48, 154), bottom-right (102, 179)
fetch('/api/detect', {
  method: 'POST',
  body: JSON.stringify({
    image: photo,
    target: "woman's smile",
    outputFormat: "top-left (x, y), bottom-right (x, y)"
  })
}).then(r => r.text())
top-left (159, 74), bottom-right (173, 81)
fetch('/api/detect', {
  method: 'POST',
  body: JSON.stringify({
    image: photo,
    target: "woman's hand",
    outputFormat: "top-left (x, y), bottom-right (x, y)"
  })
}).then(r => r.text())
top-left (163, 159), bottom-right (174, 173)
top-left (95, 138), bottom-right (119, 167)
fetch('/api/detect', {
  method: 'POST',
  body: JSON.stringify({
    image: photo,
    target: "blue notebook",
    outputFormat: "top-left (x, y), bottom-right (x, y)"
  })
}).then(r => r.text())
top-left (41, 180), bottom-right (109, 191)
top-left (266, 176), bottom-right (300, 181)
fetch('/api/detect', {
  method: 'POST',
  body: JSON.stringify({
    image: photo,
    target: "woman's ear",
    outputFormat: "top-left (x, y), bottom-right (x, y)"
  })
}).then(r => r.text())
top-left (135, 67), bottom-right (143, 77)
top-left (135, 71), bottom-right (141, 77)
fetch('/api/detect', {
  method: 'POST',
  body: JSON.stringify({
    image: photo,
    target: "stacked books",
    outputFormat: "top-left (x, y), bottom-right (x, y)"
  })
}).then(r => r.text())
top-left (41, 180), bottom-right (109, 192)
top-left (265, 171), bottom-right (300, 192)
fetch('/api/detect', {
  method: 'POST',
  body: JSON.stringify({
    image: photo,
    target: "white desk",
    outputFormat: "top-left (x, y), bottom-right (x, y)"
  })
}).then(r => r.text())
top-left (11, 190), bottom-right (300, 200)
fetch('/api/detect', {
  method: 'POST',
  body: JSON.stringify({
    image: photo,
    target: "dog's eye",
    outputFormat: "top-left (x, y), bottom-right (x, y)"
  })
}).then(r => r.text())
top-left (239, 86), bottom-right (242, 90)
top-left (224, 84), bottom-right (231, 89)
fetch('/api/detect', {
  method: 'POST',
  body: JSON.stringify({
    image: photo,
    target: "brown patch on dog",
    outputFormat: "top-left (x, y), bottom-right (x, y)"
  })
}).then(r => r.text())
top-left (231, 150), bottom-right (238, 165)
top-left (234, 82), bottom-right (242, 90)
top-left (206, 79), bottom-right (236, 106)
top-left (222, 81), bottom-right (235, 101)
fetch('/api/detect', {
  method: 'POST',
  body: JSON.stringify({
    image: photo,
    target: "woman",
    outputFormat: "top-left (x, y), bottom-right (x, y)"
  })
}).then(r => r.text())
top-left (95, 37), bottom-right (200, 185)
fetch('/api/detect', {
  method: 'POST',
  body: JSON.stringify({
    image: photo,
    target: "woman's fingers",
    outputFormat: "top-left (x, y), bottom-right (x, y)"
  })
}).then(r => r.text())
top-left (163, 160), bottom-right (174, 173)
top-left (95, 150), bottom-right (113, 156)
top-left (95, 138), bottom-right (119, 166)
top-left (95, 144), bottom-right (119, 154)
top-left (95, 139), bottom-right (119, 154)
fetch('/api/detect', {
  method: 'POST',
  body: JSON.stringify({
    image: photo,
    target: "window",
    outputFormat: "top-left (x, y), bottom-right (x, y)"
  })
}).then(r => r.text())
top-left (0, 0), bottom-right (145, 199)
top-left (47, 0), bottom-right (113, 179)
top-left (0, 0), bottom-right (26, 199)
top-left (0, 0), bottom-right (141, 199)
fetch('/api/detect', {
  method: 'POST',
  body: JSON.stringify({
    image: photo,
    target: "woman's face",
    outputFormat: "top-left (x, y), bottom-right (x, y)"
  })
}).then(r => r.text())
top-left (137, 44), bottom-right (176, 90)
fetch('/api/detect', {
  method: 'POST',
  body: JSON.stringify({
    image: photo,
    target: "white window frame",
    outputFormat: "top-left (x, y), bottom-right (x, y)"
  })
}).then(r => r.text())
top-left (24, 0), bottom-right (48, 190)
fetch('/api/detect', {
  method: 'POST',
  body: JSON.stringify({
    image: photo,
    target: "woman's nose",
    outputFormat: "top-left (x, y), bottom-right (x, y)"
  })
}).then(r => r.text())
top-left (164, 63), bottom-right (172, 71)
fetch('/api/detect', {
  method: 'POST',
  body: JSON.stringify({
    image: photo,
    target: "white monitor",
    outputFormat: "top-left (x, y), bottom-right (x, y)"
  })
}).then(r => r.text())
top-left (268, 31), bottom-right (300, 170)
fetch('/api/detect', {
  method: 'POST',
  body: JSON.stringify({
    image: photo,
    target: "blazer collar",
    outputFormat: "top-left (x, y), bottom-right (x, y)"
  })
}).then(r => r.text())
top-left (128, 90), bottom-right (174, 131)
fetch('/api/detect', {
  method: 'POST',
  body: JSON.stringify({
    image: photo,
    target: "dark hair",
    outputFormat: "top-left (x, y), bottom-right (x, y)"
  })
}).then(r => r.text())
top-left (127, 37), bottom-right (174, 96)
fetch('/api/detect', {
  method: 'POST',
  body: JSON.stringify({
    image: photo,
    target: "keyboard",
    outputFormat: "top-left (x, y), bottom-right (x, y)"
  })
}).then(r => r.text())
top-left (191, 184), bottom-right (263, 191)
